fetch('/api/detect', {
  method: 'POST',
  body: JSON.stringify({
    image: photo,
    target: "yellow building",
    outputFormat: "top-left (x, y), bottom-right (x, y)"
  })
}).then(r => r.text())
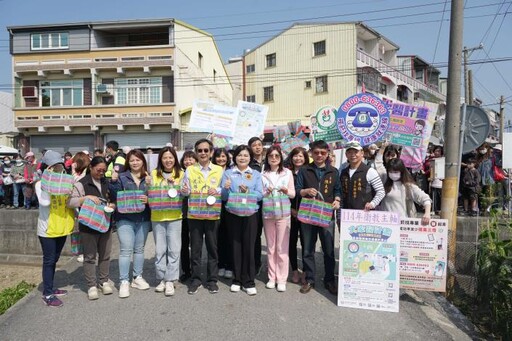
top-left (8, 19), bottom-right (232, 153)
top-left (243, 22), bottom-right (445, 127)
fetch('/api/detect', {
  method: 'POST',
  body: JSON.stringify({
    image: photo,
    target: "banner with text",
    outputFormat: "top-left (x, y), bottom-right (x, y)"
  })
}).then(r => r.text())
top-left (232, 101), bottom-right (268, 145)
top-left (311, 105), bottom-right (345, 143)
top-left (189, 99), bottom-right (238, 137)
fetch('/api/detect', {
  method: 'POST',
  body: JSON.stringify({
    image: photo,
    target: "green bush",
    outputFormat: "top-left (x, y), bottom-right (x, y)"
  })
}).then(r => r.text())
top-left (477, 210), bottom-right (512, 340)
top-left (0, 281), bottom-right (36, 315)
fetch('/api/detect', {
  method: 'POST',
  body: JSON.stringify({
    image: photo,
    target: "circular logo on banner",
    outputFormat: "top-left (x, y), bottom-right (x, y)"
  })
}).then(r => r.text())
top-left (315, 105), bottom-right (337, 129)
top-left (336, 93), bottom-right (390, 146)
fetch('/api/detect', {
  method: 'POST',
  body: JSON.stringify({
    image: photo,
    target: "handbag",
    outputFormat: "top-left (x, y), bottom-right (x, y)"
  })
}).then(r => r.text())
top-left (263, 193), bottom-right (291, 219)
top-left (297, 193), bottom-right (333, 228)
top-left (188, 192), bottom-right (222, 219)
top-left (226, 191), bottom-right (259, 217)
top-left (3, 175), bottom-right (13, 186)
top-left (70, 231), bottom-right (82, 255)
top-left (147, 185), bottom-right (182, 211)
top-left (78, 198), bottom-right (111, 233)
top-left (40, 169), bottom-right (74, 195)
top-left (116, 189), bottom-right (146, 214)
top-left (493, 164), bottom-right (506, 182)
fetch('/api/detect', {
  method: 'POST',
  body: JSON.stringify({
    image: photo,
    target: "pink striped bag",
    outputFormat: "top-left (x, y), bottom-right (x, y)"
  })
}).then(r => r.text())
top-left (40, 169), bottom-right (74, 196)
top-left (188, 193), bottom-right (221, 220)
top-left (78, 199), bottom-right (111, 233)
top-left (147, 185), bottom-right (182, 211)
top-left (297, 194), bottom-right (333, 228)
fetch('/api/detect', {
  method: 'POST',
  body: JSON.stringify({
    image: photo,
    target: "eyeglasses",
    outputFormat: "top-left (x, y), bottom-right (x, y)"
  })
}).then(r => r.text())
top-left (196, 148), bottom-right (210, 153)
top-left (267, 154), bottom-right (280, 159)
top-left (94, 168), bottom-right (107, 173)
top-left (313, 151), bottom-right (328, 156)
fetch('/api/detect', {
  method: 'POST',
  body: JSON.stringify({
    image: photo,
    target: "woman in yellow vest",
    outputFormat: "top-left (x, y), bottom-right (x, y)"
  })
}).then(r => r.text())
top-left (36, 151), bottom-right (75, 307)
top-left (148, 146), bottom-right (184, 296)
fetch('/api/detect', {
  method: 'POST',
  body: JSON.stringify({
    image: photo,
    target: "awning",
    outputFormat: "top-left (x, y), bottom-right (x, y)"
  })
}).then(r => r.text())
top-left (0, 145), bottom-right (19, 154)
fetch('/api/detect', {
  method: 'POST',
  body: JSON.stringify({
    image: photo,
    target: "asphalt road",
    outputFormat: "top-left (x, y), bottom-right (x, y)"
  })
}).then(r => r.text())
top-left (0, 232), bottom-right (481, 341)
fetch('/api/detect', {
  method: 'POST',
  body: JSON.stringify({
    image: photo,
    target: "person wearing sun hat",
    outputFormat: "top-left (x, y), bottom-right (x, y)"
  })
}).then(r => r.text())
top-left (35, 150), bottom-right (75, 307)
top-left (340, 141), bottom-right (385, 211)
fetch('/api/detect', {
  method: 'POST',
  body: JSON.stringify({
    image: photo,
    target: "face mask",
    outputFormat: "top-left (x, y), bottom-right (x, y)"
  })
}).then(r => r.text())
top-left (479, 149), bottom-right (487, 155)
top-left (369, 150), bottom-right (376, 155)
top-left (4, 161), bottom-right (10, 165)
top-left (388, 172), bottom-right (401, 181)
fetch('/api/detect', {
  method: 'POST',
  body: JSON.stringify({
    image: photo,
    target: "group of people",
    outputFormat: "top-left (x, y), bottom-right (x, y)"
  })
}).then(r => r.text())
top-left (1, 152), bottom-right (39, 209)
top-left (35, 136), bottom-right (441, 308)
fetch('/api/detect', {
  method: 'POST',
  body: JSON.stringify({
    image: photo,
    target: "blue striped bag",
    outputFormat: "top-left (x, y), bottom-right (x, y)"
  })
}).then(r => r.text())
top-left (262, 193), bottom-right (291, 219)
top-left (226, 192), bottom-right (259, 217)
top-left (116, 190), bottom-right (146, 214)
top-left (40, 169), bottom-right (74, 196)
top-left (78, 199), bottom-right (111, 233)
top-left (297, 195), bottom-right (333, 228)
top-left (188, 193), bottom-right (222, 219)
top-left (147, 185), bottom-right (182, 211)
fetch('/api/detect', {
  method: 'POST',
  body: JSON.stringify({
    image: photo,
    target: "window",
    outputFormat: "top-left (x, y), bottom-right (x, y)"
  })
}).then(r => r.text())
top-left (313, 40), bottom-right (326, 56)
top-left (40, 80), bottom-right (83, 107)
top-left (263, 86), bottom-right (274, 102)
top-left (31, 32), bottom-right (69, 50)
top-left (246, 95), bottom-right (256, 103)
top-left (198, 52), bottom-right (203, 69)
top-left (379, 83), bottom-right (388, 95)
top-left (266, 53), bottom-right (276, 68)
top-left (246, 64), bottom-right (255, 73)
top-left (315, 76), bottom-right (328, 93)
top-left (115, 77), bottom-right (162, 105)
top-left (305, 81), bottom-right (312, 89)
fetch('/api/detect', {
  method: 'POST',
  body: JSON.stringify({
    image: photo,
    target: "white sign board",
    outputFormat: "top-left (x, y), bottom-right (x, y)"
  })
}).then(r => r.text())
top-left (503, 133), bottom-right (512, 169)
top-left (189, 99), bottom-right (238, 137)
top-left (231, 101), bottom-right (268, 145)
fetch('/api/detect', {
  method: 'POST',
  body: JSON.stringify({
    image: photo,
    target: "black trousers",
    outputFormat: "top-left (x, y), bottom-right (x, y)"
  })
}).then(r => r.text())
top-left (180, 217), bottom-right (191, 276)
top-left (189, 219), bottom-right (219, 285)
top-left (227, 211), bottom-right (258, 288)
top-left (217, 203), bottom-right (233, 270)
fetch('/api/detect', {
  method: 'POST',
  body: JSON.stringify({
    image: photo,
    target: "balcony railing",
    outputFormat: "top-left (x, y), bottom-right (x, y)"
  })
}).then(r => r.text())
top-left (357, 50), bottom-right (445, 101)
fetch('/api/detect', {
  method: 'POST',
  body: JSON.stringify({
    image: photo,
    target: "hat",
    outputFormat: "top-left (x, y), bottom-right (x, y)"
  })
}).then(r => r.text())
top-left (41, 150), bottom-right (63, 167)
top-left (345, 141), bottom-right (363, 151)
top-left (368, 143), bottom-right (378, 151)
top-left (494, 144), bottom-right (502, 151)
top-left (24, 151), bottom-right (35, 159)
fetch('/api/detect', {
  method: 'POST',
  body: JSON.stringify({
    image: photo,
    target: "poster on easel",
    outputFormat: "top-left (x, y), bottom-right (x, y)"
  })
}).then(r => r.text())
top-left (338, 209), bottom-right (401, 313)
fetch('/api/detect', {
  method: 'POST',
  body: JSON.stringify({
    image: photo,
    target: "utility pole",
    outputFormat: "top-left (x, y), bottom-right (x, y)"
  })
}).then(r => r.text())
top-left (463, 44), bottom-right (483, 104)
top-left (442, 0), bottom-right (463, 297)
top-left (500, 95), bottom-right (505, 144)
top-left (468, 70), bottom-right (473, 105)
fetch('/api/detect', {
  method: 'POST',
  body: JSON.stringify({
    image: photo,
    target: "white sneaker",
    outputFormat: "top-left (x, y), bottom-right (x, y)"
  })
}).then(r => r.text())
top-left (119, 281), bottom-right (130, 298)
top-left (76, 254), bottom-right (84, 263)
top-left (131, 276), bottom-right (150, 290)
top-left (277, 283), bottom-right (286, 292)
top-left (99, 281), bottom-right (113, 295)
top-left (230, 284), bottom-right (241, 292)
top-left (155, 280), bottom-right (165, 293)
top-left (224, 270), bottom-right (233, 279)
top-left (218, 268), bottom-right (226, 277)
top-left (266, 281), bottom-right (276, 289)
top-left (88, 286), bottom-right (99, 300)
top-left (165, 282), bottom-right (175, 296)
top-left (243, 287), bottom-right (257, 296)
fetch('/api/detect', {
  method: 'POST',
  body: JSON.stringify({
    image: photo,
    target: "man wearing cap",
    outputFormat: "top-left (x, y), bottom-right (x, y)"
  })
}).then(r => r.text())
top-left (340, 141), bottom-right (385, 211)
top-left (296, 140), bottom-right (341, 295)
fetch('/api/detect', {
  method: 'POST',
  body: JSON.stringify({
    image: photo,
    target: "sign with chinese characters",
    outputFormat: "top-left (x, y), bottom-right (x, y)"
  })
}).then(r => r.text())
top-left (399, 218), bottom-right (448, 292)
top-left (189, 99), bottom-right (238, 137)
top-left (338, 209), bottom-right (401, 313)
top-left (232, 101), bottom-right (268, 145)
top-left (311, 105), bottom-right (345, 143)
top-left (336, 93), bottom-right (391, 146)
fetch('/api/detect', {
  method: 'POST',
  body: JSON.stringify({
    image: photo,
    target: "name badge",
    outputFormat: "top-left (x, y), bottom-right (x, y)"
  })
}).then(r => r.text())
top-left (242, 198), bottom-right (247, 204)
top-left (275, 201), bottom-right (280, 208)
top-left (168, 188), bottom-right (178, 198)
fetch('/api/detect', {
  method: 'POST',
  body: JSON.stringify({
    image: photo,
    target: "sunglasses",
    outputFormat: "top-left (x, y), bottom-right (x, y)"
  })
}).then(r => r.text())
top-left (313, 151), bottom-right (328, 156)
top-left (267, 154), bottom-right (281, 159)
top-left (196, 148), bottom-right (210, 153)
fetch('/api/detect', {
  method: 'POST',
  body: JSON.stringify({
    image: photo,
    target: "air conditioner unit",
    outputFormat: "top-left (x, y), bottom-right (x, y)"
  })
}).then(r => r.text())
top-left (96, 83), bottom-right (113, 95)
top-left (22, 86), bottom-right (38, 98)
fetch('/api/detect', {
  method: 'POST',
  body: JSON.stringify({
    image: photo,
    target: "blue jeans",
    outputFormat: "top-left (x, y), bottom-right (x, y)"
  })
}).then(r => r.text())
top-left (117, 219), bottom-right (150, 282)
top-left (152, 220), bottom-right (182, 282)
top-left (39, 236), bottom-right (67, 297)
top-left (13, 183), bottom-right (25, 208)
top-left (301, 221), bottom-right (335, 285)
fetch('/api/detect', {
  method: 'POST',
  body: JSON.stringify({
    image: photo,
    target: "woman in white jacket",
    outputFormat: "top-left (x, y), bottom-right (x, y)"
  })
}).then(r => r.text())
top-left (380, 158), bottom-right (431, 225)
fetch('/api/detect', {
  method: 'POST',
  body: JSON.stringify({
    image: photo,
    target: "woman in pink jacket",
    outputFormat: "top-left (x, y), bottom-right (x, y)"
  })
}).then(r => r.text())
top-left (261, 146), bottom-right (295, 292)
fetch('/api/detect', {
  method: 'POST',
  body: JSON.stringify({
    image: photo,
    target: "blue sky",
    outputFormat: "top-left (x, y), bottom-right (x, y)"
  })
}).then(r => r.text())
top-left (0, 0), bottom-right (511, 117)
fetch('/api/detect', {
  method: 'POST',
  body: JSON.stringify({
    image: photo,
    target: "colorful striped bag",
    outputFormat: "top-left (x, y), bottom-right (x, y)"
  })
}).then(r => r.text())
top-left (147, 185), bottom-right (182, 211)
top-left (70, 232), bottom-right (82, 255)
top-left (78, 199), bottom-right (111, 233)
top-left (116, 190), bottom-right (146, 214)
top-left (226, 192), bottom-right (259, 217)
top-left (188, 193), bottom-right (222, 219)
top-left (298, 195), bottom-right (333, 228)
top-left (262, 193), bottom-right (291, 219)
top-left (40, 169), bottom-right (74, 196)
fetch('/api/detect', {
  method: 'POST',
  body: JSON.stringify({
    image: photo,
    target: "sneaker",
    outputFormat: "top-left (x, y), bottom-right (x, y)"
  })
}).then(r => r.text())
top-left (99, 281), bottom-right (113, 295)
top-left (155, 280), bottom-right (165, 293)
top-left (224, 270), bottom-right (233, 279)
top-left (131, 276), bottom-right (150, 290)
top-left (88, 286), bottom-right (99, 300)
top-left (230, 284), bottom-right (241, 292)
top-left (277, 284), bottom-right (286, 292)
top-left (53, 289), bottom-right (68, 297)
top-left (265, 281), bottom-right (276, 289)
top-left (76, 254), bottom-right (84, 263)
top-left (218, 268), bottom-right (226, 277)
top-left (242, 287), bottom-right (257, 296)
top-left (119, 281), bottom-right (130, 298)
top-left (207, 282), bottom-right (219, 294)
top-left (188, 282), bottom-right (201, 295)
top-left (42, 295), bottom-right (63, 307)
top-left (165, 282), bottom-right (175, 296)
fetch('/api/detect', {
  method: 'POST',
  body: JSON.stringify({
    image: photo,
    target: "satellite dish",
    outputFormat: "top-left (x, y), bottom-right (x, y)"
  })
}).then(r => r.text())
top-left (461, 105), bottom-right (491, 154)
